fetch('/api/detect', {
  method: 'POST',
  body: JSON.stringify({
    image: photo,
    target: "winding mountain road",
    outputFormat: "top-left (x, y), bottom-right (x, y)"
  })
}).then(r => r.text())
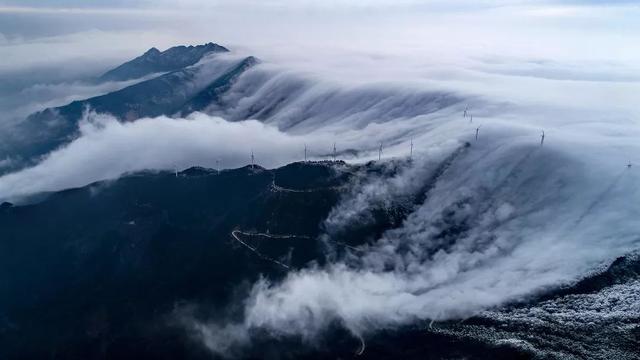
top-left (231, 230), bottom-right (297, 270)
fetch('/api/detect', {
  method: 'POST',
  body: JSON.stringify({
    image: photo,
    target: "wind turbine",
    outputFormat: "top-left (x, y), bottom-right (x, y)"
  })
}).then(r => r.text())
top-left (409, 138), bottom-right (414, 160)
top-left (304, 144), bottom-right (307, 162)
top-left (540, 130), bottom-right (545, 147)
top-left (463, 105), bottom-right (468, 118)
top-left (378, 142), bottom-right (383, 161)
top-left (475, 125), bottom-right (481, 141)
top-left (333, 142), bottom-right (337, 161)
top-left (251, 150), bottom-right (255, 169)
top-left (469, 114), bottom-right (473, 123)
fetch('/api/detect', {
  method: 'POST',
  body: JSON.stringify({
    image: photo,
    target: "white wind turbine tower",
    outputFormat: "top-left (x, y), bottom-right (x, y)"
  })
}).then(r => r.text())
top-left (410, 138), bottom-right (413, 160)
top-left (333, 143), bottom-right (337, 161)
top-left (251, 150), bottom-right (255, 169)
top-left (378, 142), bottom-right (383, 161)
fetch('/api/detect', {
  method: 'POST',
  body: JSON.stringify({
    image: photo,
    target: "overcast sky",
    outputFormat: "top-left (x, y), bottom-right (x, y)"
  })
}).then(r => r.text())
top-left (1, 0), bottom-right (638, 60)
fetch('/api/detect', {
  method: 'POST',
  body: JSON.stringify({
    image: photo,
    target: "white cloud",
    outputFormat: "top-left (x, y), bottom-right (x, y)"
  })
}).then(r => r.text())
top-left (0, 112), bottom-right (308, 201)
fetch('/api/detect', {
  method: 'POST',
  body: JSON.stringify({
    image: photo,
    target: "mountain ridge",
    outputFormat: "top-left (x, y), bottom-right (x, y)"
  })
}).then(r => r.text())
top-left (99, 42), bottom-right (229, 82)
top-left (2, 49), bottom-right (258, 174)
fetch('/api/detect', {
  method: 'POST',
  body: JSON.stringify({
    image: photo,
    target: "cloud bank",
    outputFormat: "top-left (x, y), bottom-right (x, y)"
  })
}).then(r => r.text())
top-left (0, 113), bottom-right (309, 200)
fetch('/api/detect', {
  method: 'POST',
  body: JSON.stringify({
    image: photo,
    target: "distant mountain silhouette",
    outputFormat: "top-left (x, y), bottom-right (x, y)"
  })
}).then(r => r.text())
top-left (2, 47), bottom-right (256, 173)
top-left (99, 42), bottom-right (229, 82)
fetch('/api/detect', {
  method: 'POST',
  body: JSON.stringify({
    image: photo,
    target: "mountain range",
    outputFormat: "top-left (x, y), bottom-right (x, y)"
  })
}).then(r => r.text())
top-left (1, 43), bottom-right (256, 173)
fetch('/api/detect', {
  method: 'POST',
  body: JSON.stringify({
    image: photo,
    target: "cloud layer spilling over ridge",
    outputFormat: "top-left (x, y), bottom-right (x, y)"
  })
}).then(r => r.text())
top-left (0, 1), bottom-right (639, 356)
top-left (182, 114), bottom-right (640, 355)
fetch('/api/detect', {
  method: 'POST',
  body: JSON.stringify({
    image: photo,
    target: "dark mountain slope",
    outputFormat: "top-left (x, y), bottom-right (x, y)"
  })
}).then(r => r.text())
top-left (0, 159), bottom-right (539, 360)
top-left (1, 159), bottom-right (638, 359)
top-left (0, 162), bottom-right (349, 360)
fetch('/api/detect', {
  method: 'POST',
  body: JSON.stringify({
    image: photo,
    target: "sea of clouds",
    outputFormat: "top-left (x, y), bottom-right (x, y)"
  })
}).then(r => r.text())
top-left (1, 0), bottom-right (639, 355)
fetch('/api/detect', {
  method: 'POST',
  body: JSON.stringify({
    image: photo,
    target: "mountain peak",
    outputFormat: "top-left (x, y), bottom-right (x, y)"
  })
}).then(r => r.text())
top-left (100, 42), bottom-right (229, 82)
top-left (144, 47), bottom-right (161, 56)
